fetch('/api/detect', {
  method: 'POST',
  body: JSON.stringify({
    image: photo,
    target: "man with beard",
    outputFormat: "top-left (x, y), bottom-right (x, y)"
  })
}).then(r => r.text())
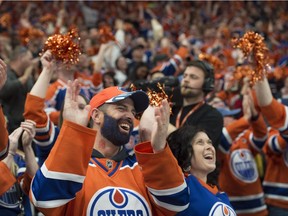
top-left (29, 80), bottom-right (189, 215)
top-left (169, 60), bottom-right (223, 185)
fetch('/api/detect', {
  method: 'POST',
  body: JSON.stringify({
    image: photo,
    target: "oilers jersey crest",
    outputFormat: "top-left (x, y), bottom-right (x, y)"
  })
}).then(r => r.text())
top-left (230, 149), bottom-right (258, 183)
top-left (86, 187), bottom-right (151, 216)
top-left (209, 202), bottom-right (236, 216)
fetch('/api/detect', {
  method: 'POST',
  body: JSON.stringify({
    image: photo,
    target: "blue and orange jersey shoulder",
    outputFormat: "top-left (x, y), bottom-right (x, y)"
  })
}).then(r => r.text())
top-left (151, 46), bottom-right (189, 77)
top-left (24, 94), bottom-right (59, 166)
top-left (262, 127), bottom-right (288, 209)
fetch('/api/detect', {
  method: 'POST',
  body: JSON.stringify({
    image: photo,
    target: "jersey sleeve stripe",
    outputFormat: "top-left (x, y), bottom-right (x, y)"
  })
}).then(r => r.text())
top-left (41, 163), bottom-right (85, 183)
top-left (147, 181), bottom-right (187, 196)
top-left (31, 169), bottom-right (83, 207)
top-left (147, 181), bottom-right (190, 210)
top-left (34, 124), bottom-right (56, 147)
top-left (250, 133), bottom-right (267, 151)
top-left (219, 128), bottom-right (232, 153)
top-left (268, 135), bottom-right (282, 153)
top-left (31, 190), bottom-right (73, 208)
top-left (150, 194), bottom-right (190, 212)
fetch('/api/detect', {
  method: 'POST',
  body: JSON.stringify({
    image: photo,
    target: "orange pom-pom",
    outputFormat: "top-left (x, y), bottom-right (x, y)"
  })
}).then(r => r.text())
top-left (198, 53), bottom-right (224, 74)
top-left (231, 31), bottom-right (269, 85)
top-left (0, 13), bottom-right (11, 28)
top-left (98, 26), bottom-right (116, 44)
top-left (130, 83), bottom-right (172, 113)
top-left (19, 27), bottom-right (45, 45)
top-left (234, 65), bottom-right (255, 84)
top-left (42, 28), bottom-right (81, 64)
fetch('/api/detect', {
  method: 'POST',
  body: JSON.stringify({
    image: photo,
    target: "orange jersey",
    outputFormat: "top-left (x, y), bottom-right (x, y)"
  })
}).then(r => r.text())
top-left (260, 99), bottom-right (288, 209)
top-left (0, 154), bottom-right (35, 214)
top-left (24, 94), bottom-right (59, 166)
top-left (219, 115), bottom-right (268, 216)
top-left (0, 162), bottom-right (16, 196)
top-left (30, 121), bottom-right (188, 216)
top-left (0, 106), bottom-right (8, 160)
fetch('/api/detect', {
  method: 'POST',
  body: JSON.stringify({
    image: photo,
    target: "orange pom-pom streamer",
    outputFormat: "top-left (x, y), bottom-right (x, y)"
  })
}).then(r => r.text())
top-left (43, 28), bottom-right (81, 64)
top-left (234, 65), bottom-right (255, 83)
top-left (131, 83), bottom-right (172, 113)
top-left (98, 26), bottom-right (116, 44)
top-left (0, 13), bottom-right (11, 28)
top-left (19, 27), bottom-right (45, 45)
top-left (231, 31), bottom-right (269, 85)
top-left (198, 53), bottom-right (225, 72)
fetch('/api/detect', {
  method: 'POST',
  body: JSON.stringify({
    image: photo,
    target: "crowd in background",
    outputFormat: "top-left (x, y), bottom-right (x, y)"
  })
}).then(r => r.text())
top-left (1, 1), bottom-right (288, 216)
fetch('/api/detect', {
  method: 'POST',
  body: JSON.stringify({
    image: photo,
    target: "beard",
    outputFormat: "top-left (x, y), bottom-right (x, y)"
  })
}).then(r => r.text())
top-left (181, 86), bottom-right (201, 98)
top-left (101, 113), bottom-right (133, 146)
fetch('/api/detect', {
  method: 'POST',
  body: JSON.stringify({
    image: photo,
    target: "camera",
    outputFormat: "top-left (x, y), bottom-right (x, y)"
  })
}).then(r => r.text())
top-left (131, 76), bottom-right (182, 106)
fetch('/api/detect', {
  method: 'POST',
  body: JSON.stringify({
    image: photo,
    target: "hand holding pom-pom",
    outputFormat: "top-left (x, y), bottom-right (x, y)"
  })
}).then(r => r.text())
top-left (231, 31), bottom-right (269, 85)
top-left (42, 28), bottom-right (81, 65)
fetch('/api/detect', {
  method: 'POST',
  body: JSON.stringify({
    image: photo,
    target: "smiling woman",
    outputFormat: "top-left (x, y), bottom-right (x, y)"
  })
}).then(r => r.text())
top-left (167, 125), bottom-right (236, 216)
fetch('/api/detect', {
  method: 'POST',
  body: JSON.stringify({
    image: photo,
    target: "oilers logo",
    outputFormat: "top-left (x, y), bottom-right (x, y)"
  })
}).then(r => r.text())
top-left (230, 149), bottom-right (258, 183)
top-left (86, 187), bottom-right (151, 216)
top-left (209, 202), bottom-right (236, 216)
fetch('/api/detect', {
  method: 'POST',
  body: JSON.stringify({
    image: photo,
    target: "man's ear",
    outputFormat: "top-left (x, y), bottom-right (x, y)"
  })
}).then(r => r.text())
top-left (91, 108), bottom-right (102, 125)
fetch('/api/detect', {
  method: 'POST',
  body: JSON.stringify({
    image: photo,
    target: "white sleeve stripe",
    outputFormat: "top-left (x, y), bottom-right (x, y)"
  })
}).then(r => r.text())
top-left (222, 127), bottom-right (233, 144)
top-left (90, 83), bottom-right (103, 92)
top-left (263, 181), bottom-right (288, 188)
top-left (33, 125), bottom-right (55, 147)
top-left (249, 133), bottom-right (261, 152)
top-left (219, 145), bottom-right (229, 154)
top-left (151, 195), bottom-right (189, 212)
top-left (229, 192), bottom-right (264, 201)
top-left (169, 59), bottom-right (178, 69)
top-left (41, 163), bottom-right (85, 183)
top-left (174, 54), bottom-right (183, 63)
top-left (278, 106), bottom-right (288, 131)
top-left (17, 167), bottom-right (26, 175)
top-left (35, 114), bottom-right (53, 133)
top-left (252, 133), bottom-right (268, 142)
top-left (44, 107), bottom-right (57, 115)
top-left (31, 189), bottom-right (73, 208)
top-left (268, 135), bottom-right (281, 152)
top-left (147, 181), bottom-right (187, 196)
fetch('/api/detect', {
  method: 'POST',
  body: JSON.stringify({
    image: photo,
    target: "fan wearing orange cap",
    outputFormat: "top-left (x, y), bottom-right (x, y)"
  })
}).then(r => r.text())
top-left (29, 80), bottom-right (189, 215)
